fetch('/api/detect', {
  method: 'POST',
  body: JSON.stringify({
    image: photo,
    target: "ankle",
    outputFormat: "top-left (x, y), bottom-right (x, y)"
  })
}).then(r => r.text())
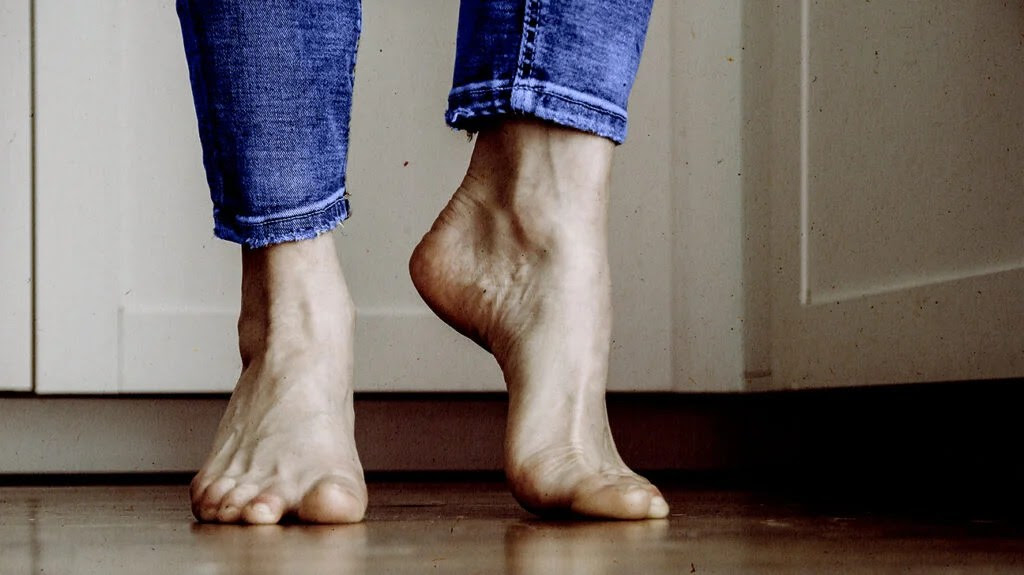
top-left (470, 120), bottom-right (615, 188)
top-left (459, 121), bottom-right (614, 253)
top-left (237, 234), bottom-right (353, 364)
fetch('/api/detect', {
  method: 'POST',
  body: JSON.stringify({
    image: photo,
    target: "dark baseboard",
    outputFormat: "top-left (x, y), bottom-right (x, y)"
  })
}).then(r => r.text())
top-left (2, 380), bottom-right (1023, 517)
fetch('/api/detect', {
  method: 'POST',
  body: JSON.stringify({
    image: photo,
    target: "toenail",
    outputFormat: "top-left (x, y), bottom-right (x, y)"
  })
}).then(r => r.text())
top-left (251, 503), bottom-right (271, 517)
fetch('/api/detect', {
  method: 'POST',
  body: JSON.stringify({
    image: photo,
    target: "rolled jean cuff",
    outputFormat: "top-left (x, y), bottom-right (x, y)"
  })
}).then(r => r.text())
top-left (213, 187), bottom-right (351, 249)
top-left (445, 79), bottom-right (629, 144)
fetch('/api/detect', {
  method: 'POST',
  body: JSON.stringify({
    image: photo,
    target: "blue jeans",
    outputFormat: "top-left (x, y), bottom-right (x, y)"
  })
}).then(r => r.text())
top-left (175, 0), bottom-right (654, 248)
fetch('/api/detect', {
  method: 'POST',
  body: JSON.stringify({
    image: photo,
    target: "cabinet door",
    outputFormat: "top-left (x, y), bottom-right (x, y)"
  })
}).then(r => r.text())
top-left (0, 0), bottom-right (32, 392)
top-left (765, 1), bottom-right (1024, 388)
top-left (35, 0), bottom-right (681, 393)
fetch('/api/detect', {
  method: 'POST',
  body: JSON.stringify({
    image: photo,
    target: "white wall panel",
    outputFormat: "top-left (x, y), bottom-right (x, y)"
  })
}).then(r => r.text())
top-left (767, 0), bottom-right (1024, 388)
top-left (35, 0), bottom-right (699, 393)
top-left (0, 0), bottom-right (32, 391)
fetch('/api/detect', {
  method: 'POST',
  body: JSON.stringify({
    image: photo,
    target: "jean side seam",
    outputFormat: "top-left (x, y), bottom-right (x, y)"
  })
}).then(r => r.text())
top-left (515, 0), bottom-right (542, 84)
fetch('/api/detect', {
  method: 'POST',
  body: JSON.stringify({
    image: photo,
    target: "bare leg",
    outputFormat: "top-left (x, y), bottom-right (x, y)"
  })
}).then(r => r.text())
top-left (190, 233), bottom-right (366, 524)
top-left (410, 120), bottom-right (668, 520)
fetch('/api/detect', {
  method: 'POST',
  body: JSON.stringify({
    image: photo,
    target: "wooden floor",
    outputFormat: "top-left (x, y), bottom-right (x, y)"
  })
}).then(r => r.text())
top-left (2, 480), bottom-right (1024, 574)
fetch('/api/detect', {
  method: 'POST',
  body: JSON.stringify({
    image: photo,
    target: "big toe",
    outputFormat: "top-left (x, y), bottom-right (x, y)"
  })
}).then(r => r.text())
top-left (571, 479), bottom-right (668, 520)
top-left (297, 477), bottom-right (366, 524)
top-left (647, 493), bottom-right (670, 519)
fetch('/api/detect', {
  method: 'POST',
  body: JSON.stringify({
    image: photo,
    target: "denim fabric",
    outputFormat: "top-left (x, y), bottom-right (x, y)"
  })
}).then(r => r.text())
top-left (447, 0), bottom-right (654, 144)
top-left (175, 1), bottom-right (651, 248)
top-left (175, 0), bottom-right (361, 248)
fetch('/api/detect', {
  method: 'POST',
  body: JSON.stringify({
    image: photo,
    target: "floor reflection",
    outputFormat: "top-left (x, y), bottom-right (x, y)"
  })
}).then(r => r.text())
top-left (505, 519), bottom-right (671, 575)
top-left (190, 522), bottom-right (369, 574)
top-left (4, 484), bottom-right (1024, 574)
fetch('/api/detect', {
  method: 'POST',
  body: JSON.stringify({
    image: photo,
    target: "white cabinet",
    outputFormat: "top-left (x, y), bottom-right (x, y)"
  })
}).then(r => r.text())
top-left (762, 0), bottom-right (1024, 388)
top-left (32, 0), bottom-right (691, 393)
top-left (1, 0), bottom-right (32, 391)
top-left (28, 0), bottom-right (1022, 395)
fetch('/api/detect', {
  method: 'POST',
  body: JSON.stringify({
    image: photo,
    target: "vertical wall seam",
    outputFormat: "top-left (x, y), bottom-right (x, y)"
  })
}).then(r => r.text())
top-left (667, 0), bottom-right (679, 391)
top-left (29, 0), bottom-right (37, 393)
top-left (798, 0), bottom-right (811, 305)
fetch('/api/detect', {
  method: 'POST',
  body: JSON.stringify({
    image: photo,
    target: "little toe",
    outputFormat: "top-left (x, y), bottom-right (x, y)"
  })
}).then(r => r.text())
top-left (297, 477), bottom-right (366, 524)
top-left (217, 484), bottom-right (261, 523)
top-left (196, 477), bottom-right (237, 522)
top-left (242, 491), bottom-right (288, 525)
top-left (189, 473), bottom-right (209, 503)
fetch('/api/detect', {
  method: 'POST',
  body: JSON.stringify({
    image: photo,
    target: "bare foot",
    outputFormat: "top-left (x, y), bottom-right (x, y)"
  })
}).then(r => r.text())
top-left (410, 120), bottom-right (668, 520)
top-left (191, 233), bottom-right (366, 524)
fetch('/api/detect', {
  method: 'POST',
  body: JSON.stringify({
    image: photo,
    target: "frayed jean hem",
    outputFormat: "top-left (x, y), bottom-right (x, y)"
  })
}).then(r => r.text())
top-left (445, 80), bottom-right (629, 144)
top-left (213, 191), bottom-right (351, 249)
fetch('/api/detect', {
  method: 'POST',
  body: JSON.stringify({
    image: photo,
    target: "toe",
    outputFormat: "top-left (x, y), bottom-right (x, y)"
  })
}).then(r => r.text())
top-left (242, 491), bottom-right (288, 525)
top-left (610, 474), bottom-right (669, 519)
top-left (189, 476), bottom-right (207, 518)
top-left (647, 493), bottom-right (670, 519)
top-left (570, 481), bottom-right (654, 520)
top-left (297, 477), bottom-right (366, 524)
top-left (190, 472), bottom-right (208, 501)
top-left (217, 483), bottom-right (261, 523)
top-left (196, 477), bottom-right (237, 522)
top-left (633, 478), bottom-right (670, 519)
